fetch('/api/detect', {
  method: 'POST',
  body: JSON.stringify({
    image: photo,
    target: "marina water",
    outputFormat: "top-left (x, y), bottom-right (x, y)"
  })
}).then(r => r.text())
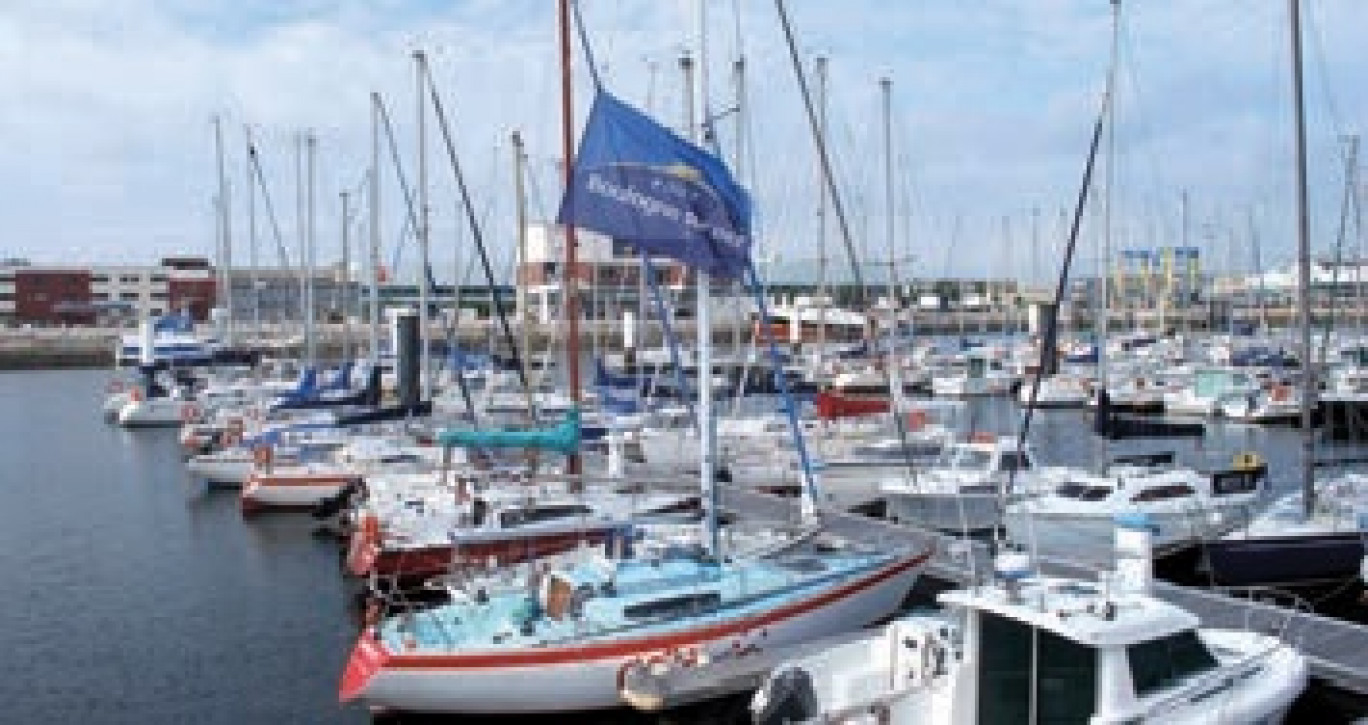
top-left (2, 369), bottom-right (1363, 722)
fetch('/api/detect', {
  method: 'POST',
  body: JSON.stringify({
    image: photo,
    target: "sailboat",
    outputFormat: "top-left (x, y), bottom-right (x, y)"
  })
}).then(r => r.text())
top-left (1202, 0), bottom-right (1368, 589)
top-left (337, 10), bottom-right (930, 712)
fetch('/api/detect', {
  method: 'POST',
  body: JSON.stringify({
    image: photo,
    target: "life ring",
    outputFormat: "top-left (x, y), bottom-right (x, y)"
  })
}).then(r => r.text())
top-left (253, 445), bottom-right (273, 467)
top-left (180, 404), bottom-right (200, 423)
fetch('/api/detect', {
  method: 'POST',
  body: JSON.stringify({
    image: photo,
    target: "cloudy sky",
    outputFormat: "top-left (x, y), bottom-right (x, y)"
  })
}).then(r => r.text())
top-left (0, 0), bottom-right (1364, 285)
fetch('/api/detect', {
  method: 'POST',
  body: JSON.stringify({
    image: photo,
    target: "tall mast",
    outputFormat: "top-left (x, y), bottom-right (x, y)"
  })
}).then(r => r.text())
top-left (245, 126), bottom-right (261, 336)
top-left (881, 76), bottom-right (895, 329)
top-left (368, 95), bottom-right (382, 361)
top-left (1289, 0), bottom-right (1315, 517)
top-left (213, 115), bottom-right (233, 339)
top-left (305, 131), bottom-right (317, 368)
top-left (815, 55), bottom-right (829, 353)
top-left (513, 130), bottom-right (532, 394)
top-left (415, 50), bottom-right (431, 401)
top-left (341, 189), bottom-right (352, 362)
top-left (1098, 0), bottom-right (1120, 393)
top-left (558, 0), bottom-right (583, 476)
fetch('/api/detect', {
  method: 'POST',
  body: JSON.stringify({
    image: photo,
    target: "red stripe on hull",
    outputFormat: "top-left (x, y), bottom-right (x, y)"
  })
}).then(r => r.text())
top-left (342, 548), bottom-right (930, 686)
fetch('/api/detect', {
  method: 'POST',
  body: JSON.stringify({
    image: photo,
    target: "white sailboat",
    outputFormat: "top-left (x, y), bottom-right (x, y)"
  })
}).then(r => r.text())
top-left (337, 9), bottom-right (930, 712)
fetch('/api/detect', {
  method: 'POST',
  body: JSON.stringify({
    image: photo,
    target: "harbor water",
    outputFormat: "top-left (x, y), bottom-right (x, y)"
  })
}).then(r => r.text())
top-left (2, 368), bottom-right (1365, 723)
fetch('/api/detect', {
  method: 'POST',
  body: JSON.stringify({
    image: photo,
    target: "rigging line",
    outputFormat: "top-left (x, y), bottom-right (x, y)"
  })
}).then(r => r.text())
top-left (424, 65), bottom-right (535, 419)
top-left (776, 0), bottom-right (922, 488)
top-left (247, 141), bottom-right (297, 272)
top-left (1010, 84), bottom-right (1112, 563)
top-left (570, 0), bottom-right (603, 90)
top-left (1302, 0), bottom-right (1345, 135)
top-left (374, 94), bottom-right (437, 292)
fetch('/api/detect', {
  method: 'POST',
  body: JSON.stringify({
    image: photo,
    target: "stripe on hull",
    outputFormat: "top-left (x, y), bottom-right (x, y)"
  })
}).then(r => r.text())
top-left (339, 549), bottom-right (931, 709)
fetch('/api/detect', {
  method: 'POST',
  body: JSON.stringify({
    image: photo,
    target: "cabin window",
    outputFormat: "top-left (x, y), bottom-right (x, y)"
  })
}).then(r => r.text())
top-left (1129, 484), bottom-right (1195, 503)
top-left (1127, 629), bottom-right (1217, 697)
top-left (499, 504), bottom-right (593, 528)
top-left (977, 611), bottom-right (1097, 725)
top-left (1055, 483), bottom-right (1112, 501)
top-left (623, 591), bottom-right (721, 621)
top-left (999, 452), bottom-right (1032, 472)
top-left (1212, 470), bottom-right (1259, 496)
top-left (954, 449), bottom-right (992, 470)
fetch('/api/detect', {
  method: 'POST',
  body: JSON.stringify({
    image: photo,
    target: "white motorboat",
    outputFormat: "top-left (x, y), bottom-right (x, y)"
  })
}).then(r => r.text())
top-left (1017, 372), bottom-right (1091, 408)
top-left (1161, 367), bottom-right (1260, 417)
top-left (880, 434), bottom-right (1068, 534)
top-left (1003, 451), bottom-right (1265, 560)
top-left (1217, 382), bottom-right (1301, 424)
top-left (751, 517), bottom-right (1307, 724)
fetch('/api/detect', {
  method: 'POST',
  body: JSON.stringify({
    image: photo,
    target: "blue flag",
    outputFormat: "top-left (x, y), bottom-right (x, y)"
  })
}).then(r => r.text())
top-left (557, 91), bottom-right (752, 279)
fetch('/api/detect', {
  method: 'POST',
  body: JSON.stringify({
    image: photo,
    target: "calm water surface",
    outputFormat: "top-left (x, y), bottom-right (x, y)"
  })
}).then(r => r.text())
top-left (1, 369), bottom-right (1363, 723)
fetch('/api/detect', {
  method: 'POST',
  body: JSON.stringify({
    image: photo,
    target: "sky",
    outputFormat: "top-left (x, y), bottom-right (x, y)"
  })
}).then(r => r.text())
top-left (0, 0), bottom-right (1364, 285)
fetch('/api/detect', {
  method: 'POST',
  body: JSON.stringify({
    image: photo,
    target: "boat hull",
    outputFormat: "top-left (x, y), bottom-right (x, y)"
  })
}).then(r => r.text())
top-left (240, 472), bottom-right (360, 515)
top-left (884, 492), bottom-right (1000, 534)
top-left (340, 551), bottom-right (928, 713)
top-left (1205, 532), bottom-right (1365, 587)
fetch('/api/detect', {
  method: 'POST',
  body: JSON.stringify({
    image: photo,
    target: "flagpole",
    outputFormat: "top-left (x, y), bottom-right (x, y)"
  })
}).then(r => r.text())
top-left (559, 0), bottom-right (583, 478)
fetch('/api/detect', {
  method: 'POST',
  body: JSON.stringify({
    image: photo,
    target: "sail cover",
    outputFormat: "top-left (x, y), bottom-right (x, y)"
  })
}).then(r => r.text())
top-left (557, 91), bottom-right (752, 279)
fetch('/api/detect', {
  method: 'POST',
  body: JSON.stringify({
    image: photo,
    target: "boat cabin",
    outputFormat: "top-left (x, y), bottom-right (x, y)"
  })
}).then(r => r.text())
top-left (935, 436), bottom-right (1034, 483)
top-left (939, 577), bottom-right (1221, 723)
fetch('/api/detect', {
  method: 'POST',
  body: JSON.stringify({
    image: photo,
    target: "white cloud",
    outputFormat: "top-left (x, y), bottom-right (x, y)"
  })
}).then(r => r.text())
top-left (0, 0), bottom-right (1363, 283)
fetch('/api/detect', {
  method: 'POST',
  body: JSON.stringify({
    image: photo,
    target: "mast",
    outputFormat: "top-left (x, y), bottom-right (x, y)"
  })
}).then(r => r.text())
top-left (815, 55), bottom-right (829, 354)
top-left (881, 76), bottom-right (895, 339)
top-left (369, 94), bottom-right (382, 361)
top-left (213, 115), bottom-right (233, 340)
top-left (1289, 0), bottom-right (1315, 517)
top-left (513, 130), bottom-right (532, 392)
top-left (305, 131), bottom-right (317, 368)
top-left (1098, 0), bottom-right (1120, 395)
top-left (341, 190), bottom-right (352, 362)
top-left (245, 126), bottom-right (261, 336)
top-left (415, 49), bottom-right (431, 401)
top-left (558, 0), bottom-right (583, 476)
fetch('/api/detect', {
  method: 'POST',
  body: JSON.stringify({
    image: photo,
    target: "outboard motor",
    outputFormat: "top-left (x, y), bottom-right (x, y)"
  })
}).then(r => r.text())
top-left (752, 667), bottom-right (820, 725)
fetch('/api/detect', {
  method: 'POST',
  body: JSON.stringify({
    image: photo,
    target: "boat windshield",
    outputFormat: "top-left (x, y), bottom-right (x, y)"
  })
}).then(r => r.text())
top-left (950, 448), bottom-right (993, 470)
top-left (1126, 630), bottom-right (1218, 697)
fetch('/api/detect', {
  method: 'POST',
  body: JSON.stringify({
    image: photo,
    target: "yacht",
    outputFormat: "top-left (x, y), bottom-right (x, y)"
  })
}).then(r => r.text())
top-left (1003, 452), bottom-right (1265, 560)
top-left (880, 434), bottom-right (1067, 534)
top-left (751, 516), bottom-right (1307, 724)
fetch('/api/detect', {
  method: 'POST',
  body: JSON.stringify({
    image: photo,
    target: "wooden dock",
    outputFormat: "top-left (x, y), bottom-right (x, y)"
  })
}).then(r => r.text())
top-left (719, 485), bottom-right (1368, 696)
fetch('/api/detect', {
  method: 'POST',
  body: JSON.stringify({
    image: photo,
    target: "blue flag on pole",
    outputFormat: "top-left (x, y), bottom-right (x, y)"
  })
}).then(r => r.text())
top-left (557, 91), bottom-right (752, 280)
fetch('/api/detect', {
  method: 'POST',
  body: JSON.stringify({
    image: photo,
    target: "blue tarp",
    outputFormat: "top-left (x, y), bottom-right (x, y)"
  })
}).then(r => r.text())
top-left (437, 407), bottom-right (581, 456)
